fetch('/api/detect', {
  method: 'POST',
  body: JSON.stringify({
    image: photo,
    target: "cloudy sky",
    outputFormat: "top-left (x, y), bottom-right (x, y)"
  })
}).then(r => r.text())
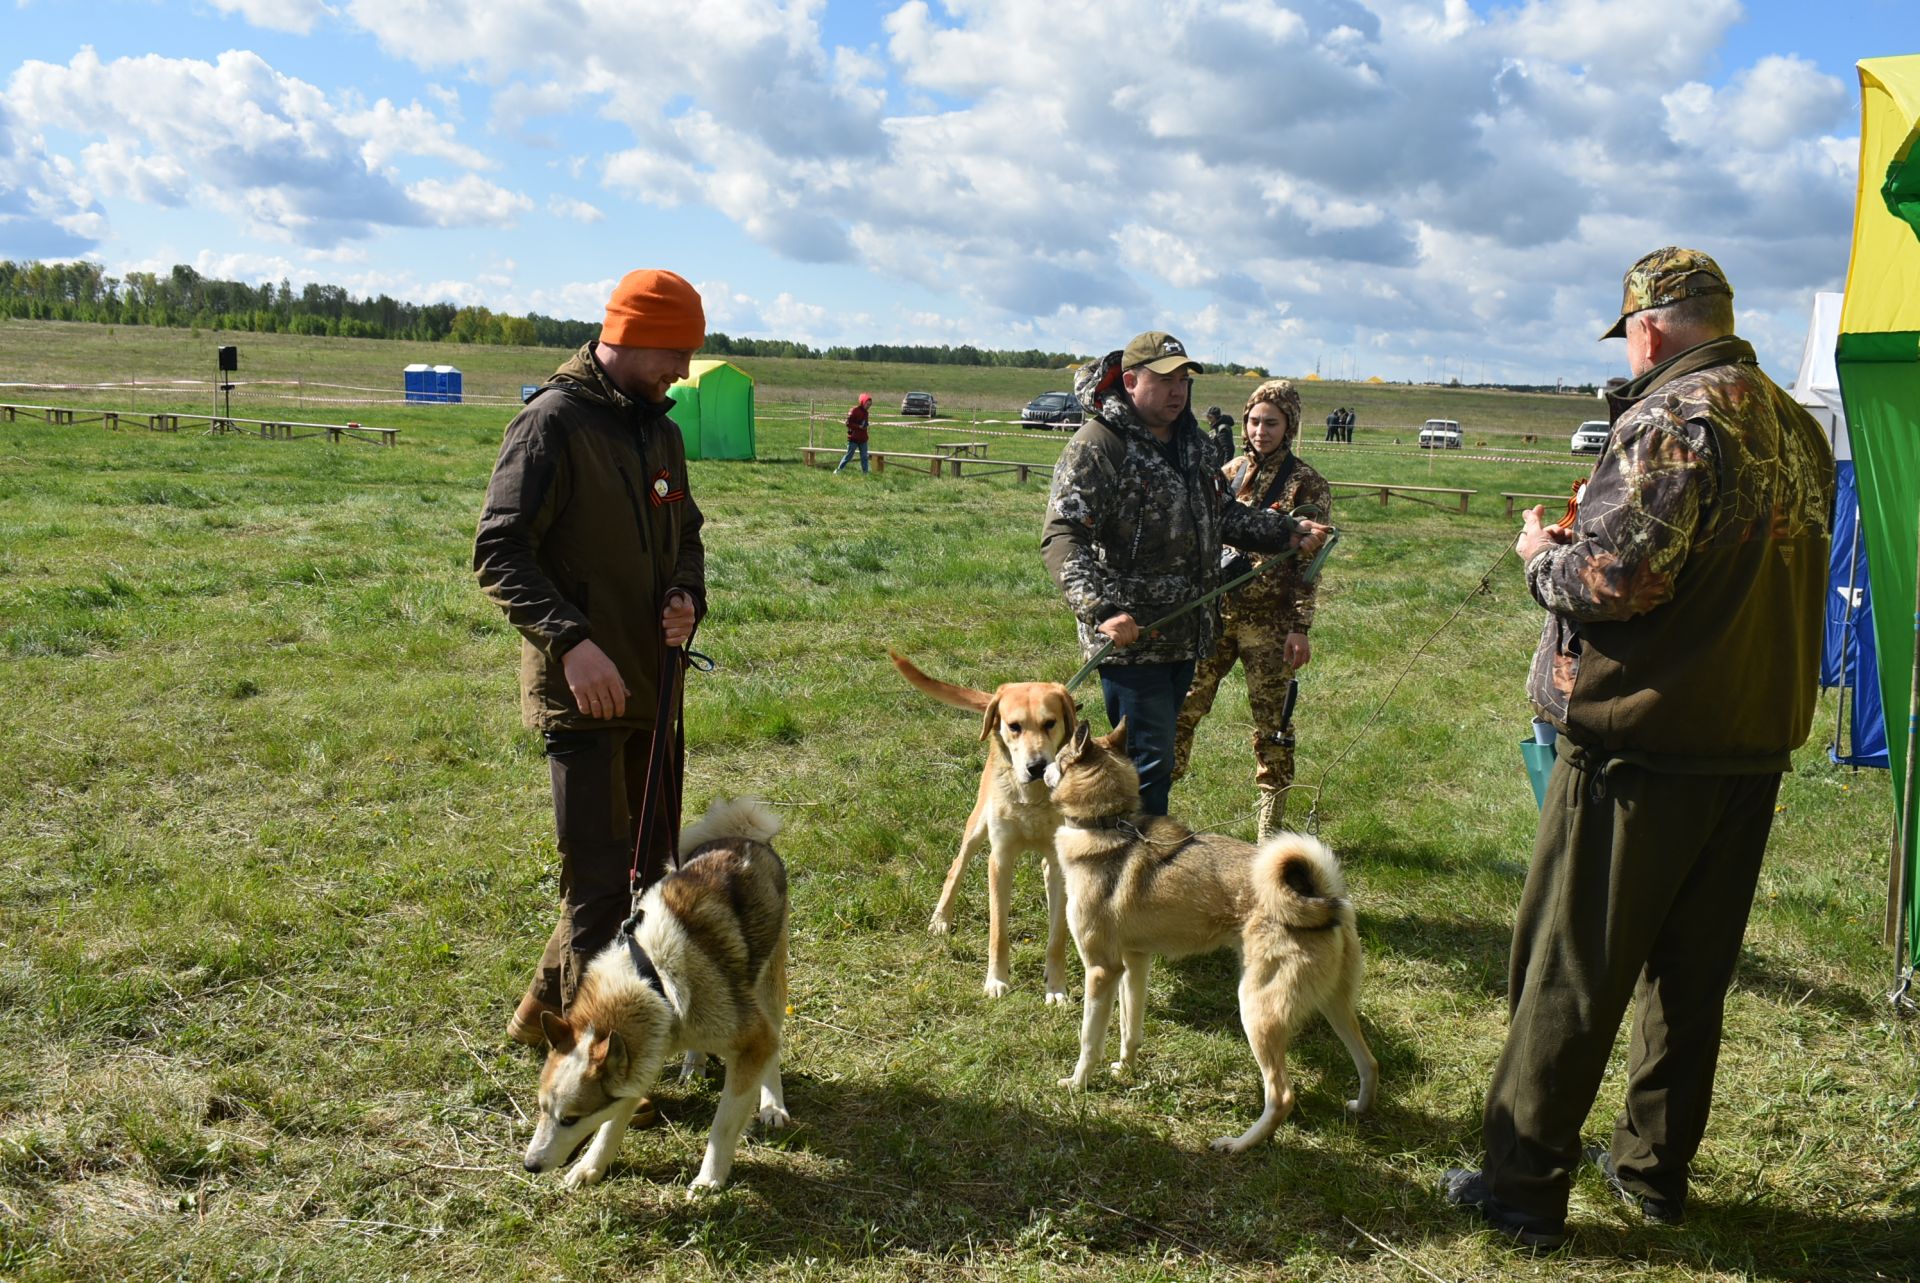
top-left (3, 0), bottom-right (1911, 383)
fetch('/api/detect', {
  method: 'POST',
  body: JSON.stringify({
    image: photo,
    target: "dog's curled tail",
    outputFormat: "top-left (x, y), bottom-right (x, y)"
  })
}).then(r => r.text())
top-left (679, 796), bottom-right (783, 856)
top-left (1251, 832), bottom-right (1350, 930)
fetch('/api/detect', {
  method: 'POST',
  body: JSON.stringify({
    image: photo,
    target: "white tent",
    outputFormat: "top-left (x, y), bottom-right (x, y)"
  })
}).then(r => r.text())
top-left (1792, 290), bottom-right (1849, 458)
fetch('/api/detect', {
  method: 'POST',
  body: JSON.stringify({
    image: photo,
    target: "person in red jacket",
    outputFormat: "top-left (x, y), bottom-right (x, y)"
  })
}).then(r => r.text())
top-left (836, 393), bottom-right (872, 474)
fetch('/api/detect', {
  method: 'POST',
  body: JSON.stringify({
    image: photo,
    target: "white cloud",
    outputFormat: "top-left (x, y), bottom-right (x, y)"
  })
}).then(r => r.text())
top-left (547, 195), bottom-right (603, 223)
top-left (206, 0), bottom-right (337, 35)
top-left (406, 173), bottom-right (533, 227)
top-left (5, 47), bottom-right (523, 247)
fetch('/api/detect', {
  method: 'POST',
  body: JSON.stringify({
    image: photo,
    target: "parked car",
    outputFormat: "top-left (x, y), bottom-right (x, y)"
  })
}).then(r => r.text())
top-left (1020, 391), bottom-right (1083, 429)
top-left (1418, 418), bottom-right (1462, 449)
top-left (900, 391), bottom-right (937, 417)
top-left (1570, 419), bottom-right (1610, 454)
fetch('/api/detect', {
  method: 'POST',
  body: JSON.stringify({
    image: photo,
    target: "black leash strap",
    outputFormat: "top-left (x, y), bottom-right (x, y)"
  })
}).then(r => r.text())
top-left (619, 622), bottom-right (714, 937)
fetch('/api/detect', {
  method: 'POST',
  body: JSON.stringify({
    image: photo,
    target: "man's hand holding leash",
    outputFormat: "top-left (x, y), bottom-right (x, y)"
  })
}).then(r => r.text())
top-left (662, 588), bottom-right (696, 648)
top-left (1097, 613), bottom-right (1142, 649)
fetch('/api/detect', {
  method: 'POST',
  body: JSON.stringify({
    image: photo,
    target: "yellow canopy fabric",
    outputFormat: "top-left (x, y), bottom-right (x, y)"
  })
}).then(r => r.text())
top-left (1840, 55), bottom-right (1920, 338)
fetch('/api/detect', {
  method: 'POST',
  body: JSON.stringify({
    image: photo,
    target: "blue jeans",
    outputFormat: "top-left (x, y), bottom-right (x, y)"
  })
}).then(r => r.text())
top-left (835, 440), bottom-right (869, 473)
top-left (1098, 659), bottom-right (1196, 816)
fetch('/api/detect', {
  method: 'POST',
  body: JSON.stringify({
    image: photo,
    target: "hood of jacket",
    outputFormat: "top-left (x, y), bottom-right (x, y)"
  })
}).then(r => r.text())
top-left (544, 342), bottom-right (677, 422)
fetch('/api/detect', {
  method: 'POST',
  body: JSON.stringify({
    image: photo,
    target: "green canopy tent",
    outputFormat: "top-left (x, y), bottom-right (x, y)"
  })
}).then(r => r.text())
top-left (1837, 53), bottom-right (1920, 995)
top-left (667, 359), bottom-right (756, 461)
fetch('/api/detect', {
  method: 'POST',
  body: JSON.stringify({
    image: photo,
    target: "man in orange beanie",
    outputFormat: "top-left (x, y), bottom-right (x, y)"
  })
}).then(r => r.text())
top-left (475, 269), bottom-right (709, 1055)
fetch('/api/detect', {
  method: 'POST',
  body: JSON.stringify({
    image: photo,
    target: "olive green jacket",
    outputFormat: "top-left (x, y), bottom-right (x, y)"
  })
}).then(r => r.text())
top-left (474, 344), bottom-right (706, 731)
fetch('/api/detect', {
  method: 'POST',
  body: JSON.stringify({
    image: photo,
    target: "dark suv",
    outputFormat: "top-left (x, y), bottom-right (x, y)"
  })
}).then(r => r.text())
top-left (900, 391), bottom-right (937, 417)
top-left (1020, 391), bottom-right (1083, 429)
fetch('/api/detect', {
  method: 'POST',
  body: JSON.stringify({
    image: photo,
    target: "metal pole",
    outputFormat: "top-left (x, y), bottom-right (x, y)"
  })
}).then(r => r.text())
top-left (1889, 519), bottom-right (1920, 1006)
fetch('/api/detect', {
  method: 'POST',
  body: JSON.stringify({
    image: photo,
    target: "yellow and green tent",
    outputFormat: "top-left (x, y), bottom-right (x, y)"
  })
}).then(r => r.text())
top-left (1838, 53), bottom-right (1920, 981)
top-left (667, 359), bottom-right (756, 461)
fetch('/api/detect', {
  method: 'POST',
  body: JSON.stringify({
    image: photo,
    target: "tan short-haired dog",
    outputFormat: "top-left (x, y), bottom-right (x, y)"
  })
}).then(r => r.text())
top-left (891, 651), bottom-right (1076, 1003)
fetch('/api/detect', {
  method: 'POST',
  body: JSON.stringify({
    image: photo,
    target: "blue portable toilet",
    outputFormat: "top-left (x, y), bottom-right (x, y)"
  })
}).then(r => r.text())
top-left (434, 365), bottom-right (462, 404)
top-left (403, 363), bottom-right (432, 403)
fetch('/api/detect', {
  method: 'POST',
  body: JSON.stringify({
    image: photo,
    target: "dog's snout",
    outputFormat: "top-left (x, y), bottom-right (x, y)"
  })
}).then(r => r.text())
top-left (1027, 760), bottom-right (1050, 780)
top-left (523, 1157), bottom-right (542, 1173)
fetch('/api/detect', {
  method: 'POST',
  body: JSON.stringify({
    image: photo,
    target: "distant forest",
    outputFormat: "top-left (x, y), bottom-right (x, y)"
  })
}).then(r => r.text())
top-left (0, 258), bottom-right (1199, 372)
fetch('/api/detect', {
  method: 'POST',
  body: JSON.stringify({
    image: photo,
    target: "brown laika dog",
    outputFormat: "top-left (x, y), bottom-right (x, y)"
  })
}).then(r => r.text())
top-left (1044, 720), bottom-right (1378, 1151)
top-left (891, 650), bottom-right (1076, 1003)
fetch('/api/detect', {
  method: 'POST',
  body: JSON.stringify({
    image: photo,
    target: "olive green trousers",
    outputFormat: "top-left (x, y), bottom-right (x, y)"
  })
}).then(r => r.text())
top-left (1480, 750), bottom-right (1781, 1222)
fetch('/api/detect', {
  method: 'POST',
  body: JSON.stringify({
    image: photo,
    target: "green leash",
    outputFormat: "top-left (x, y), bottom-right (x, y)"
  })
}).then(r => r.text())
top-left (1064, 514), bottom-right (1340, 692)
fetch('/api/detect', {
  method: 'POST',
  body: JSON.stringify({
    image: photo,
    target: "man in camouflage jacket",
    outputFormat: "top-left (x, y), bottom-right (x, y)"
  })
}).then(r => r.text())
top-left (1040, 331), bottom-right (1327, 815)
top-left (1445, 249), bottom-right (1835, 1248)
top-left (1172, 379), bottom-right (1332, 838)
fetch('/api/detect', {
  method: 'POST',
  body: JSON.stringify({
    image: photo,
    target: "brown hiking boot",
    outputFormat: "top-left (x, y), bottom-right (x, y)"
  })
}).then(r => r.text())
top-left (507, 994), bottom-right (561, 1048)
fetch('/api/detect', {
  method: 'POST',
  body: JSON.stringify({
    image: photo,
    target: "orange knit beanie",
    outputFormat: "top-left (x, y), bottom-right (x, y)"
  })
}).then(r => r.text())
top-left (600, 269), bottom-right (705, 349)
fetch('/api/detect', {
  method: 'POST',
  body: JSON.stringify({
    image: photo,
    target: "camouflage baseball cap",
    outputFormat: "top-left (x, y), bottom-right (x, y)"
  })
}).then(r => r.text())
top-left (1121, 330), bottom-right (1203, 375)
top-left (1599, 246), bottom-right (1733, 340)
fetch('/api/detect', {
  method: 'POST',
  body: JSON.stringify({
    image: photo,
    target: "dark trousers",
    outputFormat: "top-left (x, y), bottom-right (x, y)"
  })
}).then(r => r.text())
top-left (527, 726), bottom-right (671, 1010)
top-left (1097, 659), bottom-right (1196, 816)
top-left (1482, 752), bottom-right (1780, 1221)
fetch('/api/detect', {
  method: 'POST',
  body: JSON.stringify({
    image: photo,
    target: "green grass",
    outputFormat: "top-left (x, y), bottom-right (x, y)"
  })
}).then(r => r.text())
top-left (0, 322), bottom-right (1915, 1281)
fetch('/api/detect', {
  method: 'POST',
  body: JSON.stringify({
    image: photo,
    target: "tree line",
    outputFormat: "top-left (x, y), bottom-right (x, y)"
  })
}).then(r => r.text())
top-left (1, 259), bottom-right (1251, 372)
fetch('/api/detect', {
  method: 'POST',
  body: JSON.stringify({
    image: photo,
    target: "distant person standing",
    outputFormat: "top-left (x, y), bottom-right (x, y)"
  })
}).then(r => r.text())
top-left (1325, 408), bottom-right (1340, 442)
top-left (1041, 330), bottom-right (1328, 816)
top-left (474, 268), bottom-right (708, 1049)
top-left (836, 393), bottom-right (873, 474)
top-left (1340, 407), bottom-right (1356, 442)
top-left (1173, 380), bottom-right (1331, 839)
top-left (1443, 247), bottom-right (1835, 1248)
top-left (1203, 405), bottom-right (1236, 467)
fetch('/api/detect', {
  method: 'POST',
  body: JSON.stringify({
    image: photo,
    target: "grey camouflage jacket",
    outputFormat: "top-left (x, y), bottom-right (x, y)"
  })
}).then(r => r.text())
top-left (1041, 350), bottom-right (1303, 666)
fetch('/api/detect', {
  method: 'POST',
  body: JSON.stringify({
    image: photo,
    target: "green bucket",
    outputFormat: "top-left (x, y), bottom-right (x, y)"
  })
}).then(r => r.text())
top-left (1520, 737), bottom-right (1556, 808)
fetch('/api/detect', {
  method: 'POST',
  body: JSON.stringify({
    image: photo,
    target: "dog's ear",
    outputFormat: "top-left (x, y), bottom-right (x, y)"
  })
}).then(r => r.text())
top-left (602, 1030), bottom-right (629, 1081)
top-left (1097, 717), bottom-right (1129, 754)
top-left (1058, 694), bottom-right (1078, 740)
top-left (978, 693), bottom-right (1002, 742)
top-left (540, 1011), bottom-right (576, 1055)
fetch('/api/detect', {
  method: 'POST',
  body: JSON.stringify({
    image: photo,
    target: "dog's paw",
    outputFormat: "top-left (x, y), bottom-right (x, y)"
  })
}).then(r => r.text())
top-left (1209, 1134), bottom-right (1253, 1155)
top-left (679, 1052), bottom-right (709, 1083)
top-left (1345, 1097), bottom-right (1368, 1115)
top-left (1044, 986), bottom-right (1071, 1007)
top-left (755, 1104), bottom-right (792, 1130)
top-left (563, 1159), bottom-right (608, 1189)
top-left (927, 914), bottom-right (951, 937)
top-left (688, 1173), bottom-right (726, 1194)
top-left (1057, 1071), bottom-right (1088, 1090)
top-left (1107, 1059), bottom-right (1134, 1080)
top-left (982, 977), bottom-right (1010, 999)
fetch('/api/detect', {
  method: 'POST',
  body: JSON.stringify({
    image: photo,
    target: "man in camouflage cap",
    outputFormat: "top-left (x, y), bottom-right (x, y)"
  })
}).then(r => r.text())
top-left (1172, 378), bottom-right (1331, 839)
top-left (1445, 248), bottom-right (1834, 1247)
top-left (1042, 332), bottom-right (1328, 815)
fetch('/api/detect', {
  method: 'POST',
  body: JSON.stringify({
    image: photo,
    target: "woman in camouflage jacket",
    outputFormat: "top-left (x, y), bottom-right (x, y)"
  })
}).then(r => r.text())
top-left (1172, 379), bottom-right (1331, 839)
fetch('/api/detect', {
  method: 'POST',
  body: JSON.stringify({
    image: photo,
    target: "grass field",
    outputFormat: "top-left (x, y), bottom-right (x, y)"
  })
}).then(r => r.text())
top-left (1, 321), bottom-right (1915, 1281)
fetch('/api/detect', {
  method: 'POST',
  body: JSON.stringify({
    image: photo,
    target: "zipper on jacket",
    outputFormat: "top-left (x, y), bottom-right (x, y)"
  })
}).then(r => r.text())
top-left (616, 464), bottom-right (654, 554)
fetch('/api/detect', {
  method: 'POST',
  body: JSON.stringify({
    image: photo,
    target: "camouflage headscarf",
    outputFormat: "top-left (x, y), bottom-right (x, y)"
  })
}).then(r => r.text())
top-left (1243, 379), bottom-right (1302, 448)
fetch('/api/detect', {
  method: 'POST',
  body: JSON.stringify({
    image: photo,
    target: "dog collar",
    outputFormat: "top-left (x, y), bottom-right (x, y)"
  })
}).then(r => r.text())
top-left (1062, 814), bottom-right (1134, 832)
top-left (623, 931), bottom-right (668, 997)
